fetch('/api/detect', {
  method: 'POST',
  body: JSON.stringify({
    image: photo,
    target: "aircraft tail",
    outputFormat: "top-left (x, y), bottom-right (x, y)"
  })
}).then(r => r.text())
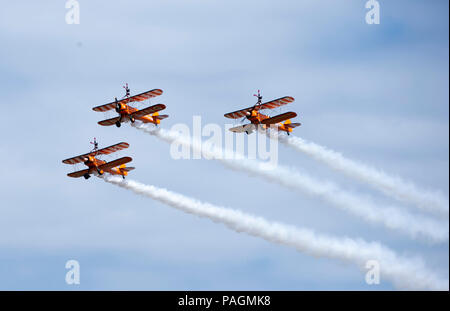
top-left (118, 164), bottom-right (135, 176)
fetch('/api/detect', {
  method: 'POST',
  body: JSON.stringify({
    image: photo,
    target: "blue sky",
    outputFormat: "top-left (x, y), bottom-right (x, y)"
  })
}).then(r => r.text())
top-left (0, 0), bottom-right (448, 290)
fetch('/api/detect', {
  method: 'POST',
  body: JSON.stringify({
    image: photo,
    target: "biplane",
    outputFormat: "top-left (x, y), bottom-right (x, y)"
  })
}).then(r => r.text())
top-left (62, 139), bottom-right (134, 179)
top-left (224, 90), bottom-right (301, 135)
top-left (93, 86), bottom-right (168, 127)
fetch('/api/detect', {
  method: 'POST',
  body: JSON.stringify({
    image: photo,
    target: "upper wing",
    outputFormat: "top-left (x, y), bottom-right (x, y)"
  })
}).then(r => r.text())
top-left (259, 96), bottom-right (294, 110)
top-left (98, 157), bottom-right (132, 171)
top-left (92, 89), bottom-right (164, 112)
top-left (62, 142), bottom-right (129, 164)
top-left (224, 96), bottom-right (295, 119)
top-left (261, 112), bottom-right (297, 125)
top-left (92, 102), bottom-right (118, 112)
top-left (67, 169), bottom-right (90, 178)
top-left (126, 89), bottom-right (163, 103)
top-left (62, 153), bottom-right (91, 165)
top-left (131, 104), bottom-right (166, 119)
top-left (224, 107), bottom-right (254, 119)
top-left (98, 116), bottom-right (120, 126)
top-left (96, 142), bottom-right (129, 155)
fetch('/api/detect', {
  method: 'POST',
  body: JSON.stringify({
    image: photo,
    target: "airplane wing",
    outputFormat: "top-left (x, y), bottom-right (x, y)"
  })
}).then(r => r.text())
top-left (131, 104), bottom-right (166, 119)
top-left (67, 169), bottom-right (90, 178)
top-left (224, 96), bottom-right (295, 119)
top-left (260, 96), bottom-right (294, 110)
top-left (224, 107), bottom-right (254, 119)
top-left (261, 112), bottom-right (297, 125)
top-left (284, 122), bottom-right (301, 129)
top-left (96, 142), bottom-right (129, 155)
top-left (98, 116), bottom-right (121, 126)
top-left (62, 153), bottom-right (91, 165)
top-left (153, 114), bottom-right (169, 120)
top-left (62, 142), bottom-right (129, 164)
top-left (229, 124), bottom-right (256, 134)
top-left (98, 157), bottom-right (132, 171)
top-left (92, 89), bottom-right (164, 112)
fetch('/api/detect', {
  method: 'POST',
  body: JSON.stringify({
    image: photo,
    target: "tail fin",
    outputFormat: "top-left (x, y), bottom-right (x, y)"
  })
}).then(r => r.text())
top-left (118, 165), bottom-right (134, 177)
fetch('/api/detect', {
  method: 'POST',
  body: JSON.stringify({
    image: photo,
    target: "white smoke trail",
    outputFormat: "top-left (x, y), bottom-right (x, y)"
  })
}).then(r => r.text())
top-left (272, 133), bottom-right (449, 217)
top-left (132, 123), bottom-right (448, 243)
top-left (103, 175), bottom-right (448, 290)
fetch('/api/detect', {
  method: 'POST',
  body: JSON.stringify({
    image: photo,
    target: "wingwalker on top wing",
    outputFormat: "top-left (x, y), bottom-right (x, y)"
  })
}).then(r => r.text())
top-left (93, 84), bottom-right (168, 127)
top-left (224, 90), bottom-right (301, 135)
top-left (62, 138), bottom-right (134, 179)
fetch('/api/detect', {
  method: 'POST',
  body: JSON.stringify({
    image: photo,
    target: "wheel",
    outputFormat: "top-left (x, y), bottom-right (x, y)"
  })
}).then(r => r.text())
top-left (83, 173), bottom-right (90, 180)
top-left (130, 117), bottom-right (135, 123)
top-left (115, 121), bottom-right (121, 127)
top-left (245, 131), bottom-right (249, 135)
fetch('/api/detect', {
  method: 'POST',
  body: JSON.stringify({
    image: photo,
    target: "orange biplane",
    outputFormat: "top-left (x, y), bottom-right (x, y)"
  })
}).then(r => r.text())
top-left (93, 85), bottom-right (168, 128)
top-left (62, 139), bottom-right (134, 180)
top-left (224, 90), bottom-right (301, 135)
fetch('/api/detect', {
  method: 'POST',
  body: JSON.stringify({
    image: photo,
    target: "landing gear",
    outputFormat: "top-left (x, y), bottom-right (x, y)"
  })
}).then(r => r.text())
top-left (122, 174), bottom-right (125, 179)
top-left (83, 173), bottom-right (91, 180)
top-left (245, 131), bottom-right (249, 135)
top-left (130, 117), bottom-right (135, 123)
top-left (115, 121), bottom-right (121, 127)
top-left (97, 168), bottom-right (103, 175)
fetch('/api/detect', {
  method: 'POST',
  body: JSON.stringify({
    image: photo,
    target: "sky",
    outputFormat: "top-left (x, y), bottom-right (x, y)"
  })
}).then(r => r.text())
top-left (0, 0), bottom-right (448, 290)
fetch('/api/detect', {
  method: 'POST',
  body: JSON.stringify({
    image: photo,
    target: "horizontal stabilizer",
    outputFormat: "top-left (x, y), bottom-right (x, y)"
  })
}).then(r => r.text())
top-left (284, 122), bottom-right (301, 129)
top-left (153, 114), bottom-right (169, 120)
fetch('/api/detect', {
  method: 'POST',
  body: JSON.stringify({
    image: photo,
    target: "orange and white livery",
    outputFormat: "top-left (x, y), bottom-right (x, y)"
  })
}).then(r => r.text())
top-left (62, 140), bottom-right (134, 180)
top-left (224, 90), bottom-right (301, 135)
top-left (93, 87), bottom-right (168, 128)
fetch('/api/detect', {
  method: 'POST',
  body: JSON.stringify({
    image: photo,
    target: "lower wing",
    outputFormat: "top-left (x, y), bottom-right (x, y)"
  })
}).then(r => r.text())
top-left (98, 116), bottom-right (120, 126)
top-left (67, 169), bottom-right (90, 178)
top-left (98, 157), bottom-right (133, 171)
top-left (261, 112), bottom-right (297, 125)
top-left (131, 104), bottom-right (166, 119)
top-left (229, 124), bottom-right (256, 134)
